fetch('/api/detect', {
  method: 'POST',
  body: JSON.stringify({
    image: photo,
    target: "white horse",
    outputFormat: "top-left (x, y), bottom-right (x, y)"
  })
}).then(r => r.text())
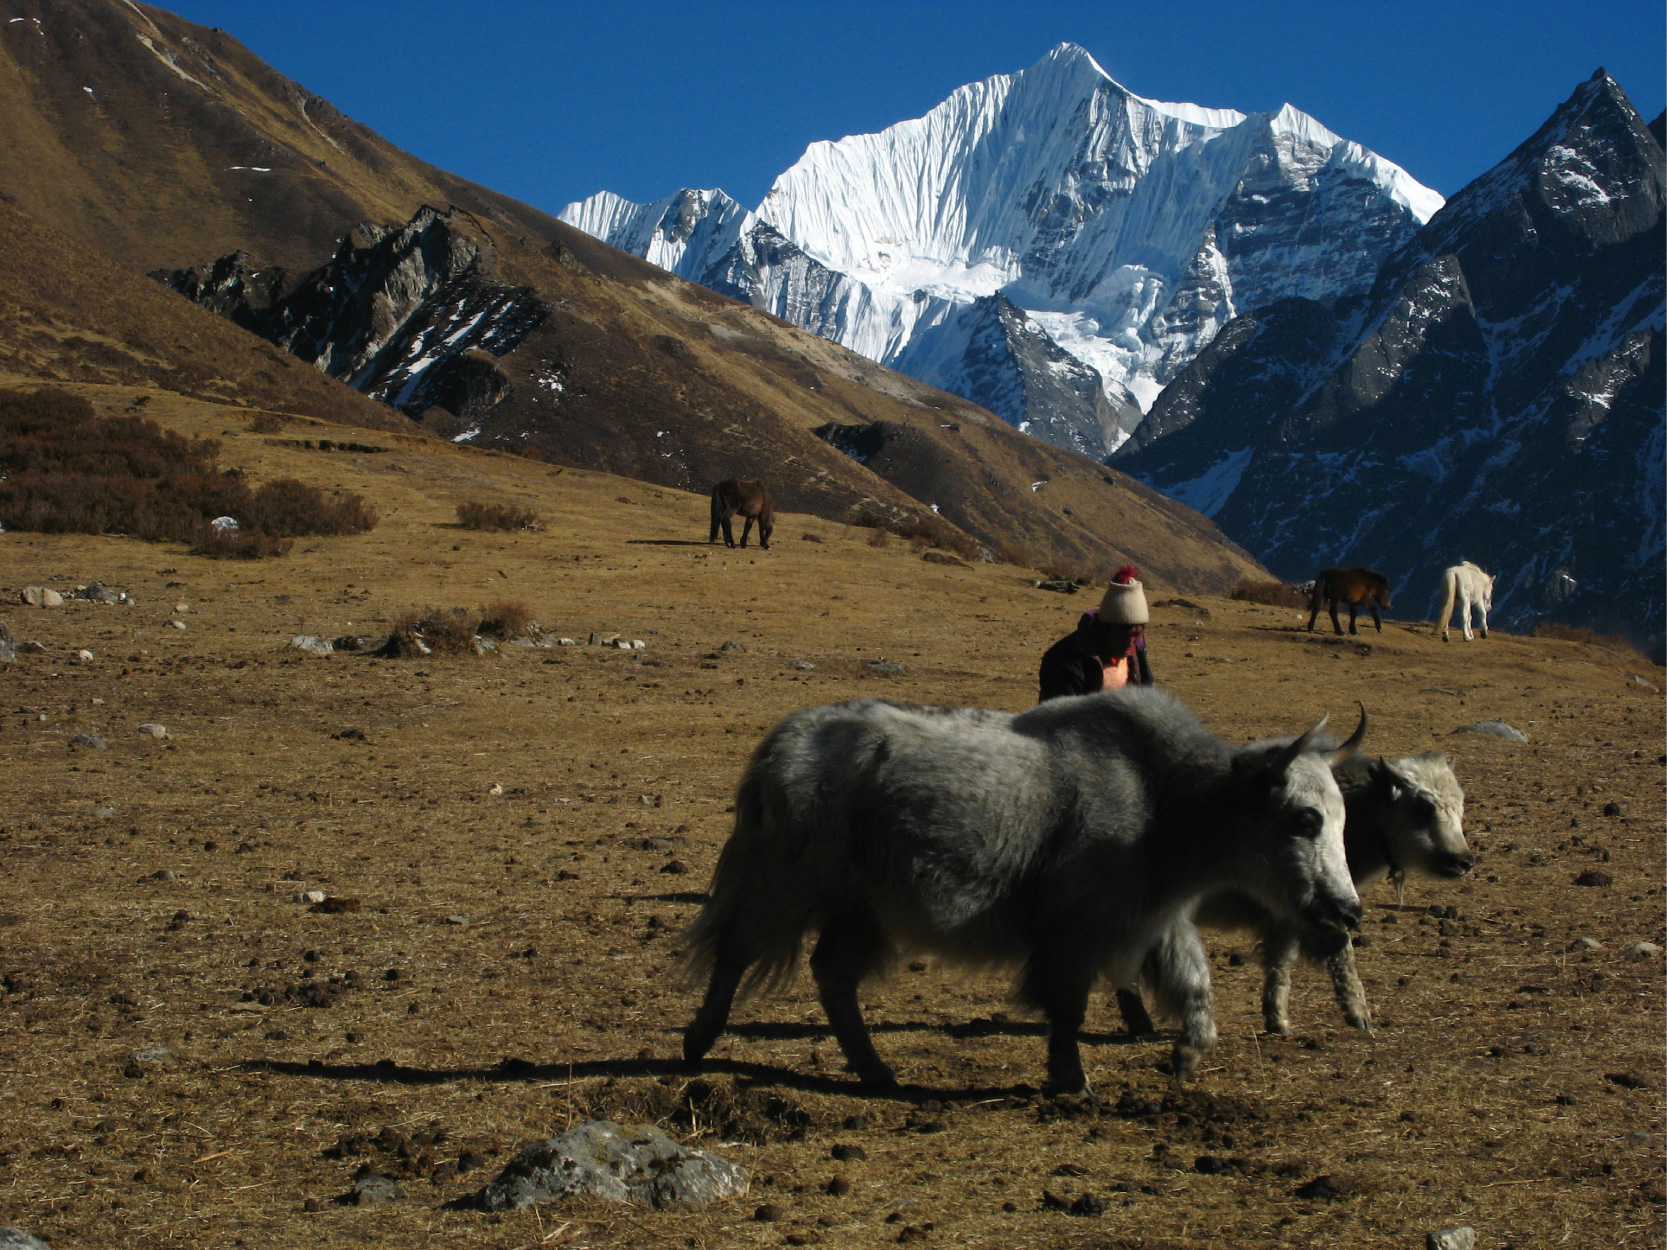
top-left (1436, 561), bottom-right (1494, 641)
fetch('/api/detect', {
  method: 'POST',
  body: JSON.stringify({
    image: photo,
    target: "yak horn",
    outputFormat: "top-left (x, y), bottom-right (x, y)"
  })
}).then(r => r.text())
top-left (1274, 713), bottom-right (1330, 772)
top-left (1325, 701), bottom-right (1369, 766)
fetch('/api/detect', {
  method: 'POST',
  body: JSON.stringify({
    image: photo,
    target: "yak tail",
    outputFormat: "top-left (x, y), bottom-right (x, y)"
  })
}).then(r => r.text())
top-left (708, 486), bottom-right (722, 543)
top-left (676, 765), bottom-right (806, 1000)
top-left (1435, 566), bottom-right (1458, 638)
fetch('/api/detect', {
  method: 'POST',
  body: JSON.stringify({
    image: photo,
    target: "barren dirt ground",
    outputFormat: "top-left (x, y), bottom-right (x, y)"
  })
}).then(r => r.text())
top-left (1, 386), bottom-right (1663, 1250)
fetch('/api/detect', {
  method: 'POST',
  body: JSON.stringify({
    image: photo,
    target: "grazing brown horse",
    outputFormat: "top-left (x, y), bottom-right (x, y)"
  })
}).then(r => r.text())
top-left (1307, 568), bottom-right (1392, 635)
top-left (709, 480), bottom-right (774, 550)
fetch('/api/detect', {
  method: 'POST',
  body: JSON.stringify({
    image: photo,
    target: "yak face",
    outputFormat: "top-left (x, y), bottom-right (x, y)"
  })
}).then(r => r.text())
top-left (1375, 753), bottom-right (1473, 880)
top-left (1232, 723), bottom-right (1362, 945)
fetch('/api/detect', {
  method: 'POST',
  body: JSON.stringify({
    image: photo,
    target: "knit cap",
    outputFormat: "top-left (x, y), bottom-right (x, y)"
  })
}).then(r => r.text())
top-left (1097, 565), bottom-right (1149, 624)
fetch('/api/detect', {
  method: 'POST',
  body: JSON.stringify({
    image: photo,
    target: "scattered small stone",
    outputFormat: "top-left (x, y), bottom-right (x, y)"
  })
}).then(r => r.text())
top-left (588, 632), bottom-right (602, 645)
top-left (334, 728), bottom-right (366, 741)
top-left (121, 1045), bottom-right (179, 1078)
top-left (137, 723), bottom-right (169, 739)
top-left (445, 915), bottom-right (469, 926)
top-left (74, 648), bottom-right (93, 662)
top-left (631, 640), bottom-right (646, 650)
top-left (488, 783), bottom-right (505, 797)
top-left (0, 1227), bottom-right (53, 1250)
top-left (1426, 1228), bottom-right (1476, 1250)
top-left (753, 1204), bottom-right (782, 1222)
top-left (170, 619), bottom-right (187, 630)
top-left (1036, 579), bottom-right (1078, 593)
top-left (1603, 801), bottom-right (1623, 817)
top-left (342, 1173), bottom-right (401, 1207)
top-left (831, 1144), bottom-right (867, 1161)
top-left (94, 806), bottom-right (115, 819)
top-left (793, 660), bottom-right (815, 670)
top-left (70, 733), bottom-right (107, 750)
top-left (1627, 673), bottom-right (1660, 692)
top-left (1627, 942), bottom-right (1662, 959)
top-left (1574, 870), bottom-right (1614, 887)
top-left (297, 890), bottom-right (327, 905)
top-left (660, 860), bottom-right (690, 875)
top-left (149, 869), bottom-right (177, 881)
top-left (1606, 1072), bottom-right (1648, 1090)
top-left (842, 1115), bottom-right (868, 1131)
top-left (557, 638), bottom-right (578, 646)
top-left (868, 660), bottom-right (905, 676)
top-left (291, 635), bottom-right (335, 656)
top-left (719, 639), bottom-right (746, 653)
top-left (473, 1120), bottom-right (749, 1211)
top-left (20, 588), bottom-right (42, 607)
top-left (302, 1198), bottom-right (323, 1213)
top-left (1455, 721), bottom-right (1528, 741)
top-left (1569, 936), bottom-right (1603, 951)
top-left (1069, 1194), bottom-right (1106, 1217)
top-left (826, 1176), bottom-right (851, 1196)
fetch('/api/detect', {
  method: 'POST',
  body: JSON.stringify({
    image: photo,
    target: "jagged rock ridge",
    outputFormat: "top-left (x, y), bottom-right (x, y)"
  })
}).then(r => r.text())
top-left (561, 44), bottom-right (1440, 459)
top-left (1114, 72), bottom-right (1666, 652)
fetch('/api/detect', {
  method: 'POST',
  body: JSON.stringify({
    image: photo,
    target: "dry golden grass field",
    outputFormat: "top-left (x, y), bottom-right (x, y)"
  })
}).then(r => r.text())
top-left (1, 383), bottom-right (1662, 1250)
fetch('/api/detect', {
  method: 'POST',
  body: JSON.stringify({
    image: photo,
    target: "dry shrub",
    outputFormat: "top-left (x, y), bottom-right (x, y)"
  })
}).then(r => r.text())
top-left (383, 607), bottom-right (482, 658)
top-left (247, 412), bottom-right (288, 434)
top-left (0, 387), bottom-right (373, 557)
top-left (247, 479), bottom-right (378, 537)
top-left (1532, 620), bottom-right (1655, 664)
top-left (1230, 578), bottom-right (1310, 609)
top-left (849, 501), bottom-right (978, 559)
top-left (457, 499), bottom-right (539, 531)
top-left (189, 526), bottom-right (292, 559)
top-left (477, 601), bottom-right (531, 640)
top-left (867, 527), bottom-right (891, 548)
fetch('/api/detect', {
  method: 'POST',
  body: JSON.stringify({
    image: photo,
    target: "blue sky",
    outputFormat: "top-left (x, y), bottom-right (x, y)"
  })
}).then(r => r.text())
top-left (166, 1), bottom-right (1664, 214)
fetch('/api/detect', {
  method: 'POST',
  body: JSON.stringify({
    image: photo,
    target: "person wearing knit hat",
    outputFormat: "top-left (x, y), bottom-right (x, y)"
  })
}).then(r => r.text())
top-left (1037, 565), bottom-right (1154, 702)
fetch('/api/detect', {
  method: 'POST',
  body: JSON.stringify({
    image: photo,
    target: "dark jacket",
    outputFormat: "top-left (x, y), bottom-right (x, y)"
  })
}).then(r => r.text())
top-left (1038, 628), bottom-right (1153, 702)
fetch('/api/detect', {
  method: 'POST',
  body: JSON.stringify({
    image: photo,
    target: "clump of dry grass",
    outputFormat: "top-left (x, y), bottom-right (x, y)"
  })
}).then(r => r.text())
top-left (381, 607), bottom-right (484, 659)
top-left (476, 601), bottom-right (531, 641)
top-left (189, 526), bottom-right (293, 559)
top-left (456, 500), bottom-right (539, 531)
top-left (247, 412), bottom-right (288, 434)
top-left (1230, 578), bottom-right (1309, 609)
top-left (246, 479), bottom-right (378, 537)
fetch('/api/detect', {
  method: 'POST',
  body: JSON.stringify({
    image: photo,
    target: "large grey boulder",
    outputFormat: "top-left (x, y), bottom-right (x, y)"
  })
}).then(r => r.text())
top-left (0, 1228), bottom-right (51, 1250)
top-left (475, 1120), bottom-right (748, 1211)
top-left (1456, 721), bottom-right (1529, 742)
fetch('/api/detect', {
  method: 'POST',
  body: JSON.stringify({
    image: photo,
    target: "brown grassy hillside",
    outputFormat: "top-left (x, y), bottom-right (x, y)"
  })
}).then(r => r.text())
top-left (0, 381), bottom-right (1659, 1250)
top-left (0, 0), bottom-right (567, 270)
top-left (0, 197), bottom-right (413, 433)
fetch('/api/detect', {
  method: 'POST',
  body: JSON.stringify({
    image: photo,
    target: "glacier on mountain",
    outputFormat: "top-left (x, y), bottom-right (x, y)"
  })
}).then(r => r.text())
top-left (561, 43), bottom-right (1442, 458)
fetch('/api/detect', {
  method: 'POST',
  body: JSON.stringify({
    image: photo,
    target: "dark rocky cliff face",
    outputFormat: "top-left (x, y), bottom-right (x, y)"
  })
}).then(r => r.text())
top-left (1115, 71), bottom-right (1666, 653)
top-left (158, 207), bottom-right (547, 431)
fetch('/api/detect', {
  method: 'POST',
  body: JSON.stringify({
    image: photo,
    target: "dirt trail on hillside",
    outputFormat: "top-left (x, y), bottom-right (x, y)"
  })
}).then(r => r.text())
top-left (0, 387), bottom-right (1661, 1249)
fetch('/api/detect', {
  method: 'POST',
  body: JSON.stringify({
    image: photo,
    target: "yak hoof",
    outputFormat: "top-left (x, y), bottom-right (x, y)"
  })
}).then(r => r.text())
top-left (855, 1067), bottom-right (899, 1093)
top-left (1346, 1014), bottom-right (1373, 1035)
top-left (1044, 1075), bottom-right (1093, 1098)
top-left (1265, 1021), bottom-right (1292, 1037)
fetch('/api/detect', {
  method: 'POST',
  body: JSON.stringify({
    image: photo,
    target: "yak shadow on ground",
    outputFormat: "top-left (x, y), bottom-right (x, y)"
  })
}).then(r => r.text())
top-left (626, 539), bottom-right (712, 546)
top-left (238, 1053), bottom-right (1074, 1102)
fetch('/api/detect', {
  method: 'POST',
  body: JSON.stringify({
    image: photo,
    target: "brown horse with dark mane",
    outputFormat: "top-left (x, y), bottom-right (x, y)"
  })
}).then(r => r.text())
top-left (709, 480), bottom-right (774, 550)
top-left (1307, 568), bottom-right (1392, 635)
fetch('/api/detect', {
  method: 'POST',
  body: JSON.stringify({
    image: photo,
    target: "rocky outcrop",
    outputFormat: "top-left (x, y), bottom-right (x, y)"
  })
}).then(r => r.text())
top-left (1115, 71), bottom-right (1666, 651)
top-left (157, 207), bottom-right (547, 427)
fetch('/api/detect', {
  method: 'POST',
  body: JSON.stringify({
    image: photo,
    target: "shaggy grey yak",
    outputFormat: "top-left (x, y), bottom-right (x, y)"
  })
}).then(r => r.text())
top-left (1114, 749), bottom-right (1470, 1037)
top-left (680, 689), bottom-right (1365, 1095)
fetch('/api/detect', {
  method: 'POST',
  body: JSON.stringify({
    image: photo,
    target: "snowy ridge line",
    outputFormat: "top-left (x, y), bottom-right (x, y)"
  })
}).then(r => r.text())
top-left (561, 42), bottom-right (1440, 461)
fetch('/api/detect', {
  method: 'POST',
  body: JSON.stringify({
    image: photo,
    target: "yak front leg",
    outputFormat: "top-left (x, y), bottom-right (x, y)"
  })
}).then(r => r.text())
top-left (1258, 927), bottom-right (1300, 1034)
top-left (684, 946), bottom-right (747, 1069)
top-left (1346, 601), bottom-right (1360, 635)
top-left (1325, 941), bottom-right (1372, 1033)
top-left (1329, 600), bottom-right (1345, 635)
top-left (810, 909), bottom-right (897, 1090)
top-left (720, 514), bottom-right (736, 548)
top-left (1369, 600), bottom-right (1383, 632)
top-left (1023, 952), bottom-right (1097, 1096)
top-left (1146, 924), bottom-right (1217, 1082)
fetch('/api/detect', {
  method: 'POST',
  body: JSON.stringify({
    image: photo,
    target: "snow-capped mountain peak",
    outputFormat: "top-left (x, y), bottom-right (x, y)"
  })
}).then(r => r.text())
top-left (561, 45), bottom-right (1441, 458)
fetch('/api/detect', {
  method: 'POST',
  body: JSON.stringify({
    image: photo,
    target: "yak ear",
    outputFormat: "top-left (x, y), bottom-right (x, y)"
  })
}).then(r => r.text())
top-left (1323, 702), bottom-right (1367, 767)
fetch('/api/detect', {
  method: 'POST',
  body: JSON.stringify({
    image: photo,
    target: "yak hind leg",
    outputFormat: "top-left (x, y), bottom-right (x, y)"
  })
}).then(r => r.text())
top-left (1147, 925), bottom-right (1217, 1083)
top-left (739, 515), bottom-right (754, 548)
top-left (719, 515), bottom-right (737, 548)
top-left (1478, 604), bottom-right (1489, 639)
top-left (1115, 986), bottom-right (1156, 1037)
top-left (684, 948), bottom-right (747, 1069)
top-left (809, 909), bottom-right (897, 1090)
top-left (1258, 928), bottom-right (1300, 1035)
